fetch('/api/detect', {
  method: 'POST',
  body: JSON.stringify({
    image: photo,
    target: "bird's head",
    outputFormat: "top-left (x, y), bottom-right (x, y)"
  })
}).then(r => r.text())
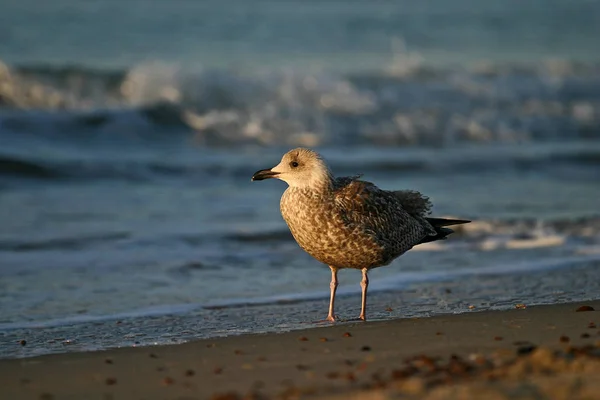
top-left (251, 148), bottom-right (332, 189)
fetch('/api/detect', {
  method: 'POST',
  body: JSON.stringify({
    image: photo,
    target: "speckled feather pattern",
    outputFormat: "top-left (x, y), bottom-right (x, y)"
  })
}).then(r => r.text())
top-left (280, 176), bottom-right (436, 270)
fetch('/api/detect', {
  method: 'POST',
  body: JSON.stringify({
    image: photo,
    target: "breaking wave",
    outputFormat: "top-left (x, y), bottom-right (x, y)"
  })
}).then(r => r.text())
top-left (1, 59), bottom-right (600, 148)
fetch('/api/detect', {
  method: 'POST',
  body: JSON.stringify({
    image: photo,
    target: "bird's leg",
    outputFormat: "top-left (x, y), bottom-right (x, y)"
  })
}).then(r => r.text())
top-left (359, 268), bottom-right (369, 321)
top-left (326, 266), bottom-right (338, 322)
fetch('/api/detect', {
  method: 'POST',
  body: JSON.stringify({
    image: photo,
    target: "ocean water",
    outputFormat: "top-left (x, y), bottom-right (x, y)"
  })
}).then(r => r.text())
top-left (1, 0), bottom-right (600, 359)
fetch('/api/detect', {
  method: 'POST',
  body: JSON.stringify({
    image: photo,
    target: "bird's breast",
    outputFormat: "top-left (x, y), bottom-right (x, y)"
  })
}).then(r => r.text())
top-left (279, 189), bottom-right (385, 269)
top-left (280, 189), bottom-right (334, 246)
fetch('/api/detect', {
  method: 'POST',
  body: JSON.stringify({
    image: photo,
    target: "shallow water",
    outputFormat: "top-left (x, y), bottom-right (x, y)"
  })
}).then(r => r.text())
top-left (1, 0), bottom-right (600, 359)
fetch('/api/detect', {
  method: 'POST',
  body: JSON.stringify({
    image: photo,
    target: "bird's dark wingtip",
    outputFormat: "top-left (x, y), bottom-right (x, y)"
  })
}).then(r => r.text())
top-left (426, 217), bottom-right (471, 227)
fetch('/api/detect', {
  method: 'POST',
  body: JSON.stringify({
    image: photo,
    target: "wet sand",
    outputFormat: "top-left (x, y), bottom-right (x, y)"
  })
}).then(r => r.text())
top-left (2, 301), bottom-right (599, 400)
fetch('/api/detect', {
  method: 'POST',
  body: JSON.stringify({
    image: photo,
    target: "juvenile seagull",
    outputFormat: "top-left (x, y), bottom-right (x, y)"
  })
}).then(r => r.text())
top-left (252, 148), bottom-right (469, 321)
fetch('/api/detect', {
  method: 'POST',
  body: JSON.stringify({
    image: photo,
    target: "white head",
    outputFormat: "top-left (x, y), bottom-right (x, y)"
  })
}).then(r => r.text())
top-left (251, 148), bottom-right (333, 189)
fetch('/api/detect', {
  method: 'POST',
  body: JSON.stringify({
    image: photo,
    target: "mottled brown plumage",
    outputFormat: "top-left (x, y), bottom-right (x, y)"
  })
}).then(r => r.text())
top-left (252, 148), bottom-right (469, 321)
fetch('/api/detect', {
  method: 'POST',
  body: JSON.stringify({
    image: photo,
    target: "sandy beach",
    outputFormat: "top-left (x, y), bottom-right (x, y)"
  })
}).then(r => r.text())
top-left (2, 300), bottom-right (599, 400)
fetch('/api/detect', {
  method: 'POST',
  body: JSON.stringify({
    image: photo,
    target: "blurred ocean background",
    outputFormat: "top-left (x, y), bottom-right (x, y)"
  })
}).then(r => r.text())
top-left (1, 0), bottom-right (600, 359)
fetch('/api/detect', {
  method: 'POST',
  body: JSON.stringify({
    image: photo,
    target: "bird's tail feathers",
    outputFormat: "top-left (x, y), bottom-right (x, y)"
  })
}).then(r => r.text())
top-left (417, 217), bottom-right (470, 245)
top-left (419, 227), bottom-right (454, 244)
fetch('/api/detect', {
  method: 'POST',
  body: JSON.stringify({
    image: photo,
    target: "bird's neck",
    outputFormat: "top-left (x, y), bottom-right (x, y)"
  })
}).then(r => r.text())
top-left (289, 172), bottom-right (334, 194)
top-left (309, 170), bottom-right (334, 193)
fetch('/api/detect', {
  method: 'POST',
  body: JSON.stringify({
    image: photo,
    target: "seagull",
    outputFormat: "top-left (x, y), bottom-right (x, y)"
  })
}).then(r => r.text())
top-left (252, 148), bottom-right (470, 321)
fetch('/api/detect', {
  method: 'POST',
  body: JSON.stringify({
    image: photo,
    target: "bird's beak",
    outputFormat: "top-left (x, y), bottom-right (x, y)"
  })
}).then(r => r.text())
top-left (251, 168), bottom-right (280, 181)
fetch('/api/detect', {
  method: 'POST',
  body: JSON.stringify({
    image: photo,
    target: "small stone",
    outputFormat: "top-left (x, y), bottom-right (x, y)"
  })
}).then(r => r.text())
top-left (361, 345), bottom-right (372, 352)
top-left (515, 304), bottom-right (527, 309)
top-left (559, 335), bottom-right (570, 343)
top-left (494, 336), bottom-right (503, 341)
top-left (319, 337), bottom-right (328, 342)
top-left (517, 345), bottom-right (537, 355)
top-left (149, 353), bottom-right (158, 358)
top-left (104, 358), bottom-right (113, 364)
top-left (576, 305), bottom-right (595, 312)
top-left (162, 377), bottom-right (174, 386)
top-left (19, 340), bottom-right (26, 346)
top-left (581, 333), bottom-right (591, 339)
top-left (234, 349), bottom-right (244, 355)
top-left (343, 332), bottom-right (352, 337)
top-left (105, 377), bottom-right (117, 385)
top-left (468, 305), bottom-right (475, 309)
top-left (589, 322), bottom-right (597, 329)
top-left (298, 336), bottom-right (309, 341)
top-left (385, 307), bottom-right (393, 312)
top-left (436, 332), bottom-right (443, 336)
top-left (185, 369), bottom-right (195, 377)
top-left (213, 367), bottom-right (223, 375)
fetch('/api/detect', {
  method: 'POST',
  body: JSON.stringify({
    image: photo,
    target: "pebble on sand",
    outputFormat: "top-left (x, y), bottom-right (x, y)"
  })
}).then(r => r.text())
top-left (576, 305), bottom-right (595, 312)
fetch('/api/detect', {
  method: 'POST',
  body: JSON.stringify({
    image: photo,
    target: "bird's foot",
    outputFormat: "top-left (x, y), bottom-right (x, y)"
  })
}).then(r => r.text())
top-left (325, 315), bottom-right (337, 323)
top-left (313, 315), bottom-right (339, 323)
top-left (358, 314), bottom-right (366, 321)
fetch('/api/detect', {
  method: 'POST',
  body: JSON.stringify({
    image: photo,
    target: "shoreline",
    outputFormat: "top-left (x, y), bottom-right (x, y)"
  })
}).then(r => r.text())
top-left (2, 300), bottom-right (600, 399)
top-left (5, 256), bottom-right (600, 361)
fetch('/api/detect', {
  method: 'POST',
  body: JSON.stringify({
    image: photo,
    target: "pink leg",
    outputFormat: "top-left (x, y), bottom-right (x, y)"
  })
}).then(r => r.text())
top-left (359, 268), bottom-right (369, 321)
top-left (326, 266), bottom-right (338, 322)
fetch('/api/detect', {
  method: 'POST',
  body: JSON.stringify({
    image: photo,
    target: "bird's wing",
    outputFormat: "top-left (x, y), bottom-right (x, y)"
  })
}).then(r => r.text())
top-left (333, 177), bottom-right (431, 246)
top-left (392, 190), bottom-right (432, 218)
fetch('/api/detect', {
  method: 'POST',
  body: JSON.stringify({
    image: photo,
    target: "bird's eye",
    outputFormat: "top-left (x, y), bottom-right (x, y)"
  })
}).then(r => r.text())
top-left (290, 161), bottom-right (299, 168)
